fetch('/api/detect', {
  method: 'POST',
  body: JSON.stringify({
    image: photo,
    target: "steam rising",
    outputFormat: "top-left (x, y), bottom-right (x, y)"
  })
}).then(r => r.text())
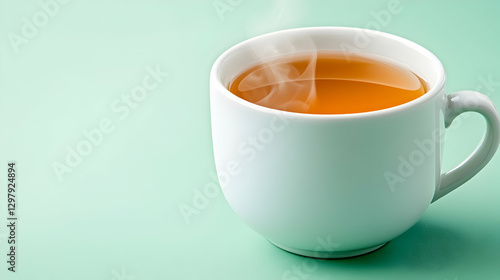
top-left (238, 51), bottom-right (318, 112)
top-left (235, 36), bottom-right (423, 114)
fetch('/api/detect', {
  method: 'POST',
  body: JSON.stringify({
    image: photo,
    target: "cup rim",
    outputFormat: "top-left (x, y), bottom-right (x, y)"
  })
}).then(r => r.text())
top-left (210, 26), bottom-right (446, 119)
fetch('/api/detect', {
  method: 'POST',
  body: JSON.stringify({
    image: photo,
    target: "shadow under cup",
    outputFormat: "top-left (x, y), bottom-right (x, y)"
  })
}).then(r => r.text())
top-left (210, 27), bottom-right (448, 258)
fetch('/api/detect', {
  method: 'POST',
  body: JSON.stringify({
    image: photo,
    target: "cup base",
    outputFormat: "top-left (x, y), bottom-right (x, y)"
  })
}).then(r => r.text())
top-left (269, 240), bottom-right (388, 259)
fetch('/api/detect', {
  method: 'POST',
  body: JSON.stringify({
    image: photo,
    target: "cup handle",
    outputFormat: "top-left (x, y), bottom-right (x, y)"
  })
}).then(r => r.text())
top-left (432, 91), bottom-right (500, 202)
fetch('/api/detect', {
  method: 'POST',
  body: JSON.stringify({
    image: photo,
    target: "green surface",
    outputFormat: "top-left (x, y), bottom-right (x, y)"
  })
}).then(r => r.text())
top-left (0, 0), bottom-right (499, 279)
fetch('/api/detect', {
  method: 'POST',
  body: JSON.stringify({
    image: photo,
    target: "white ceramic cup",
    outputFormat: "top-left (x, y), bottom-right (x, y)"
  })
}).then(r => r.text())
top-left (210, 27), bottom-right (500, 258)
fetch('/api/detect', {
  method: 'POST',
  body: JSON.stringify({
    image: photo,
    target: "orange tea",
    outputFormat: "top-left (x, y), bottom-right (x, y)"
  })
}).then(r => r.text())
top-left (228, 51), bottom-right (428, 114)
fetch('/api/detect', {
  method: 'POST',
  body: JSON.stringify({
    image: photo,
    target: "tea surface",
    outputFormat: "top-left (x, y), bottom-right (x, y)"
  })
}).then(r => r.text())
top-left (229, 52), bottom-right (428, 114)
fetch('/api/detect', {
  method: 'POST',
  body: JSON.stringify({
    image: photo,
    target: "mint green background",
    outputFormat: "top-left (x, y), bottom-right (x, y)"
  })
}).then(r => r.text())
top-left (0, 0), bottom-right (499, 279)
